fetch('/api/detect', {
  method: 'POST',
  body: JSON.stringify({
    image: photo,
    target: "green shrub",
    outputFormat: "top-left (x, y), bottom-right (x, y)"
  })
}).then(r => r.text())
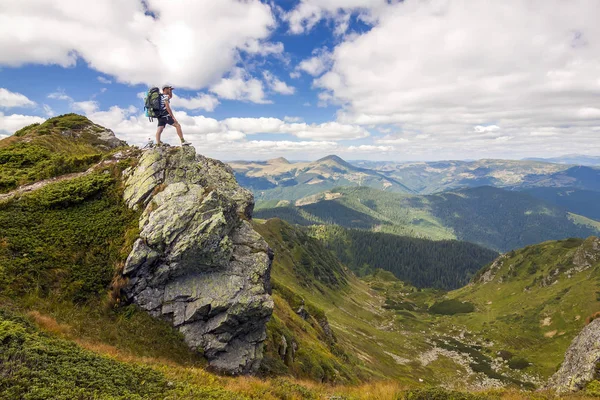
top-left (586, 380), bottom-right (600, 397)
top-left (0, 141), bottom-right (103, 193)
top-left (13, 123), bottom-right (40, 137)
top-left (508, 357), bottom-right (531, 370)
top-left (429, 299), bottom-right (475, 315)
top-left (0, 311), bottom-right (171, 400)
top-left (0, 172), bottom-right (138, 302)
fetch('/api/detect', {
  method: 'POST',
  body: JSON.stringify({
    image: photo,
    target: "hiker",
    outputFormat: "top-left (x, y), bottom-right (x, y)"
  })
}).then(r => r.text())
top-left (156, 85), bottom-right (191, 146)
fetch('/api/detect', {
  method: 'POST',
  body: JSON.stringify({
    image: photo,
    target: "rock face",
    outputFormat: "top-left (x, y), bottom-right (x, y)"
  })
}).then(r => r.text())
top-left (121, 146), bottom-right (273, 374)
top-left (547, 318), bottom-right (600, 393)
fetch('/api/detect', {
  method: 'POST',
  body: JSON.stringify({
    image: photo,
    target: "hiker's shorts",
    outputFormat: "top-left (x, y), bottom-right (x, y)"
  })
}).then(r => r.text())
top-left (157, 116), bottom-right (175, 127)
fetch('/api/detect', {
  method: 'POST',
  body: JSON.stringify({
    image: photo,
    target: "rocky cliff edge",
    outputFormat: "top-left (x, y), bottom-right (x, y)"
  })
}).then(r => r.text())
top-left (121, 145), bottom-right (273, 374)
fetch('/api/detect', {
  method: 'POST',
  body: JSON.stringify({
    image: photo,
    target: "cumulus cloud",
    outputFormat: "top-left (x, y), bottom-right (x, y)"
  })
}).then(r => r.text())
top-left (0, 0), bottom-right (277, 89)
top-left (221, 117), bottom-right (369, 140)
top-left (0, 88), bottom-right (35, 108)
top-left (72, 100), bottom-right (99, 115)
top-left (242, 40), bottom-right (284, 56)
top-left (170, 93), bottom-right (219, 112)
top-left (0, 113), bottom-right (45, 134)
top-left (376, 135), bottom-right (409, 145)
top-left (263, 71), bottom-right (295, 95)
top-left (210, 68), bottom-right (270, 104)
top-left (283, 0), bottom-right (389, 34)
top-left (310, 0), bottom-right (600, 159)
top-left (296, 48), bottom-right (332, 77)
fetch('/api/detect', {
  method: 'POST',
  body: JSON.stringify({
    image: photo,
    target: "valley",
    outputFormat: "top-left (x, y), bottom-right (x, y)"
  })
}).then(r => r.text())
top-left (1, 115), bottom-right (599, 399)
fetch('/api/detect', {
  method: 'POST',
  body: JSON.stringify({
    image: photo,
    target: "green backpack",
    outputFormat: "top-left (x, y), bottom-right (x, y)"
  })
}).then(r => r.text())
top-left (144, 87), bottom-right (162, 121)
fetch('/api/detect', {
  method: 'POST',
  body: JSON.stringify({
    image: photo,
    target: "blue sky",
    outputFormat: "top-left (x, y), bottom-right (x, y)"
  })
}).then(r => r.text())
top-left (1, 0), bottom-right (600, 161)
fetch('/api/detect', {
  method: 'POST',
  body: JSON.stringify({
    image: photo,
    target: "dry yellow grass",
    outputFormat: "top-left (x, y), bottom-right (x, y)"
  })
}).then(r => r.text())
top-left (24, 309), bottom-right (600, 400)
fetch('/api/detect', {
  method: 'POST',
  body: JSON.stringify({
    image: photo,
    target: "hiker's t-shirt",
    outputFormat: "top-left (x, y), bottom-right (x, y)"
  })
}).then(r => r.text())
top-left (159, 94), bottom-right (170, 117)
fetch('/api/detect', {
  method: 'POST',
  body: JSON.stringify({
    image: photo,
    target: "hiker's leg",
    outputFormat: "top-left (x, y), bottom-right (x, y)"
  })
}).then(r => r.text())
top-left (173, 122), bottom-right (185, 141)
top-left (156, 126), bottom-right (165, 144)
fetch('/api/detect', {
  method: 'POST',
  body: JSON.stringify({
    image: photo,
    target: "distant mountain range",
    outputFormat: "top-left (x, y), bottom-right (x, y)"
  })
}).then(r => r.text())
top-left (229, 155), bottom-right (413, 201)
top-left (230, 155), bottom-right (600, 199)
top-left (524, 154), bottom-right (600, 166)
top-left (352, 159), bottom-right (600, 194)
top-left (255, 186), bottom-right (600, 252)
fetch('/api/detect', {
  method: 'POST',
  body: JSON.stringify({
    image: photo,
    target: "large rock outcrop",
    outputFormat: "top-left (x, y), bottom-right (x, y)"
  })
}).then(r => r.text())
top-left (121, 146), bottom-right (273, 374)
top-left (547, 318), bottom-right (600, 393)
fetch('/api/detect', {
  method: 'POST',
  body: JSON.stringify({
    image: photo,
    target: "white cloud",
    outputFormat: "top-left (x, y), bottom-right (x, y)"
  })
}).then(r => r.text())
top-left (296, 48), bottom-right (332, 77)
top-left (474, 125), bottom-right (501, 133)
top-left (222, 117), bottom-right (369, 140)
top-left (210, 68), bottom-right (271, 104)
top-left (290, 121), bottom-right (369, 140)
top-left (222, 117), bottom-right (284, 134)
top-left (345, 144), bottom-right (395, 152)
top-left (310, 0), bottom-right (600, 159)
top-left (0, 113), bottom-right (45, 134)
top-left (0, 0), bottom-right (277, 89)
top-left (283, 0), bottom-right (388, 34)
top-left (170, 93), bottom-right (219, 112)
top-left (47, 90), bottom-right (73, 102)
top-left (97, 76), bottom-right (112, 84)
top-left (0, 88), bottom-right (35, 108)
top-left (43, 104), bottom-right (55, 117)
top-left (242, 40), bottom-right (284, 56)
top-left (240, 140), bottom-right (338, 153)
top-left (263, 71), bottom-right (295, 95)
top-left (72, 100), bottom-right (99, 114)
top-left (376, 135), bottom-right (409, 145)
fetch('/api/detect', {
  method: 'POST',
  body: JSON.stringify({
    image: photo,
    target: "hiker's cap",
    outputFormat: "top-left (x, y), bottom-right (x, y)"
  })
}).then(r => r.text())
top-left (162, 84), bottom-right (174, 90)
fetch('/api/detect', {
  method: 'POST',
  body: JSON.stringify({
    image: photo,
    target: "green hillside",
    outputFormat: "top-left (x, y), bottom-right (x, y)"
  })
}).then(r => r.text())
top-left (444, 237), bottom-right (600, 380)
top-left (524, 187), bottom-right (600, 221)
top-left (256, 186), bottom-right (600, 252)
top-left (310, 225), bottom-right (498, 290)
top-left (1, 115), bottom-right (599, 399)
top-left (0, 114), bottom-right (125, 193)
top-left (360, 236), bottom-right (600, 390)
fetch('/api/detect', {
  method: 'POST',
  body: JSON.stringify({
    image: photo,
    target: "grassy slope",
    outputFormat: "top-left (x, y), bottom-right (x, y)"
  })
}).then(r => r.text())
top-left (357, 238), bottom-right (600, 390)
top-left (0, 162), bottom-right (525, 400)
top-left (1, 117), bottom-right (598, 398)
top-left (254, 219), bottom-right (434, 384)
top-left (0, 114), bottom-right (121, 193)
top-left (446, 237), bottom-right (600, 378)
top-left (0, 171), bottom-right (597, 398)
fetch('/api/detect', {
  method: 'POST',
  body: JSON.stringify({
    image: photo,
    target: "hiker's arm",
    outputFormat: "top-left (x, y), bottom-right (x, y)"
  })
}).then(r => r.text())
top-left (165, 101), bottom-right (178, 123)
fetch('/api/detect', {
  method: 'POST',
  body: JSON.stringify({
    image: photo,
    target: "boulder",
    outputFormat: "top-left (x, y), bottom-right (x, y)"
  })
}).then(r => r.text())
top-left (547, 318), bottom-right (600, 393)
top-left (121, 145), bottom-right (273, 374)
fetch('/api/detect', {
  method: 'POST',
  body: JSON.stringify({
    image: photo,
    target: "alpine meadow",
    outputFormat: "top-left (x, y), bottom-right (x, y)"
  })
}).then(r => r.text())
top-left (2, 1), bottom-right (600, 399)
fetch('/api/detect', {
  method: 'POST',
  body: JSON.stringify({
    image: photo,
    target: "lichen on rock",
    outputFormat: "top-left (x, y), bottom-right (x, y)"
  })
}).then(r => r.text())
top-left (121, 145), bottom-right (273, 374)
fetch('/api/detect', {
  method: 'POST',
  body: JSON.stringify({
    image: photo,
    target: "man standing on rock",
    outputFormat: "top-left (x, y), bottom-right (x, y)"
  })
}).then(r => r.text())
top-left (156, 85), bottom-right (191, 147)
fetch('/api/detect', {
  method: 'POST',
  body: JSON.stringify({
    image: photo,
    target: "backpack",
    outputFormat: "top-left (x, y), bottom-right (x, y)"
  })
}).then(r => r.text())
top-left (144, 87), bottom-right (162, 121)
